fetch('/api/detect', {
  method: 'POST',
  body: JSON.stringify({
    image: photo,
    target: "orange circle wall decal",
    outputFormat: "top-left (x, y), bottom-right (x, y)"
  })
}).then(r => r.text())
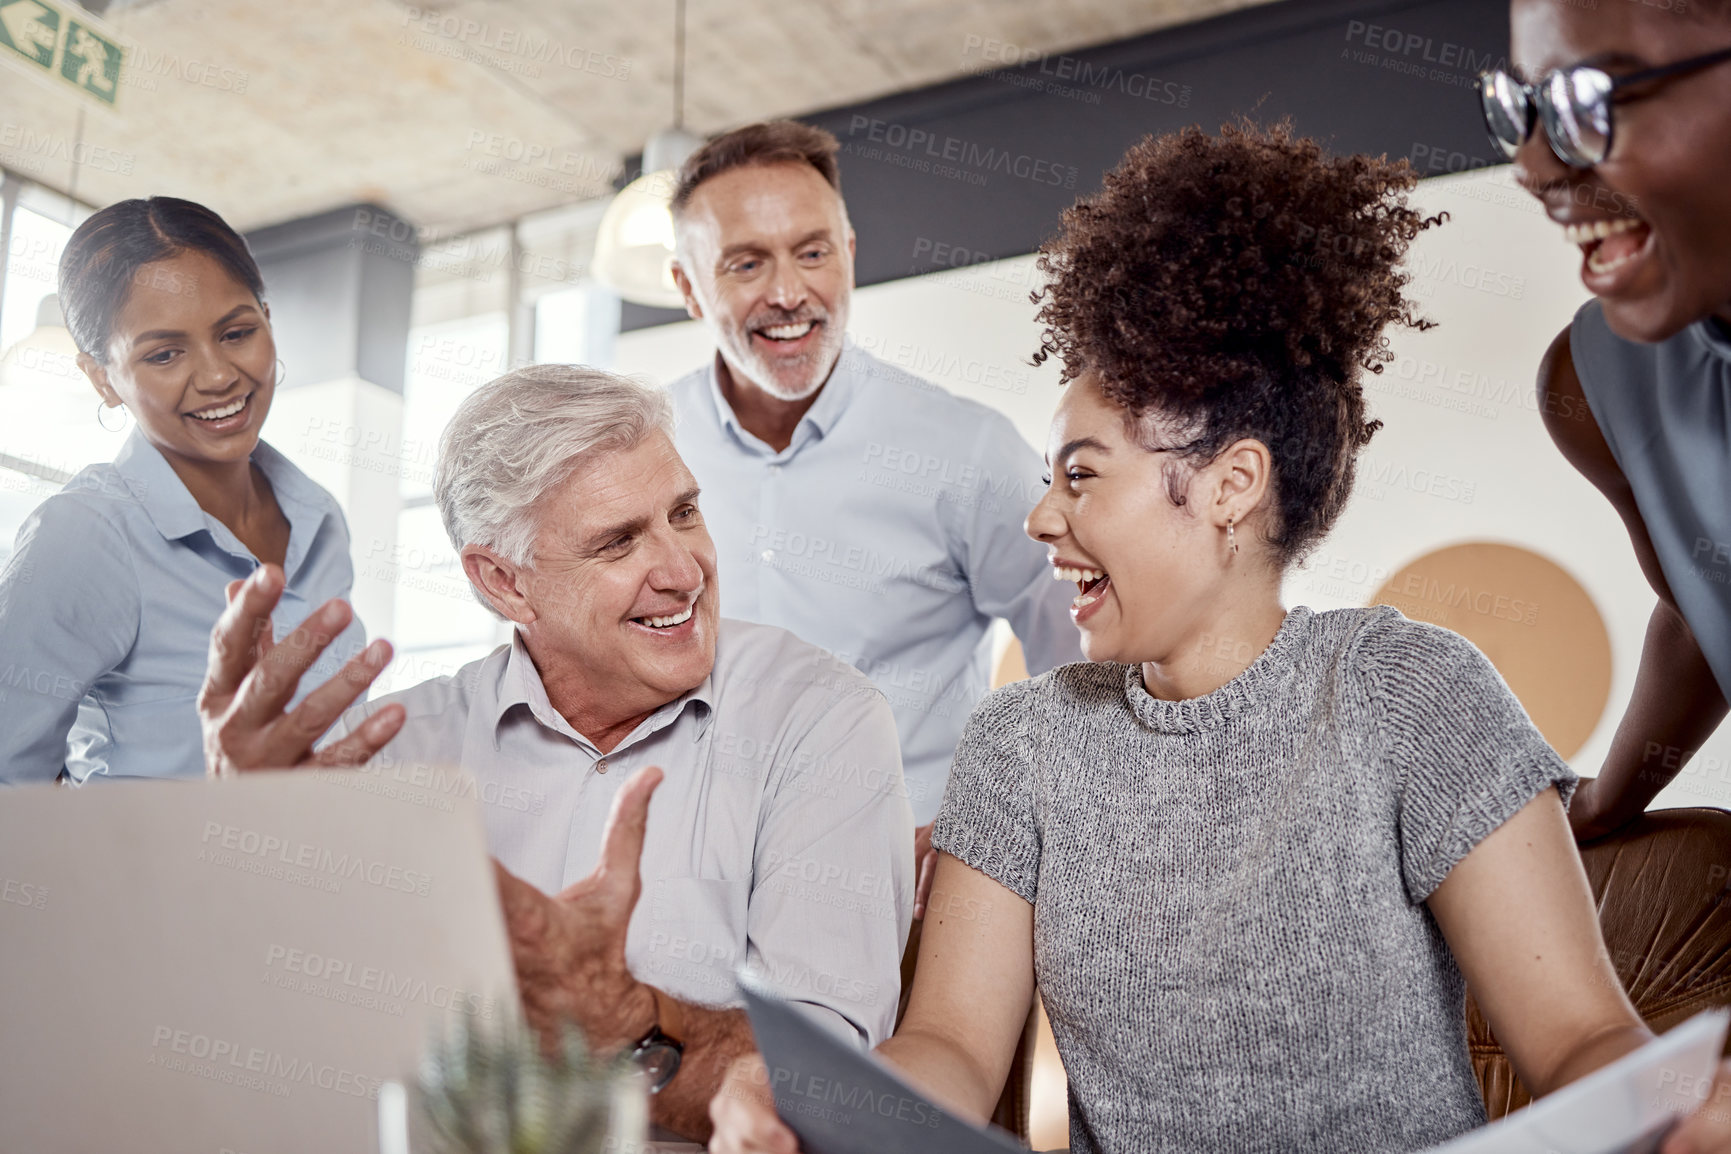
top-left (1369, 542), bottom-right (1611, 760)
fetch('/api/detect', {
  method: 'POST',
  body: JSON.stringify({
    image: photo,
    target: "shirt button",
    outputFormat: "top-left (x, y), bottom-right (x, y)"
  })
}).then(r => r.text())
top-left (595, 759), bottom-right (608, 774)
top-left (761, 549), bottom-right (775, 563)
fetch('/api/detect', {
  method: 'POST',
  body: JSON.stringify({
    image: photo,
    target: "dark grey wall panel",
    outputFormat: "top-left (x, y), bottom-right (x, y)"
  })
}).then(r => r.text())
top-left (623, 0), bottom-right (1508, 331)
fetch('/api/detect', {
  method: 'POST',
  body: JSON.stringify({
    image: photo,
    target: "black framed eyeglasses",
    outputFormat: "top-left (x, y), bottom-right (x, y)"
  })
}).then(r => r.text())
top-left (1478, 44), bottom-right (1731, 168)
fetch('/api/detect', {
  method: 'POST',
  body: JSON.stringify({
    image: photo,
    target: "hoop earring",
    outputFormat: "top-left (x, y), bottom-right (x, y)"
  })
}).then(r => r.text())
top-left (96, 400), bottom-right (128, 433)
top-left (274, 358), bottom-right (288, 390)
top-left (1226, 517), bottom-right (1239, 557)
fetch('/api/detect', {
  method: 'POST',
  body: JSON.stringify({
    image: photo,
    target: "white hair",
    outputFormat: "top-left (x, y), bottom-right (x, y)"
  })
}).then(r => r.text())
top-left (435, 364), bottom-right (675, 571)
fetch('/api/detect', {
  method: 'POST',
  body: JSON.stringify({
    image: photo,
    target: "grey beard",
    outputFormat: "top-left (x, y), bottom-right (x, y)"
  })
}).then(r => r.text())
top-left (728, 333), bottom-right (836, 402)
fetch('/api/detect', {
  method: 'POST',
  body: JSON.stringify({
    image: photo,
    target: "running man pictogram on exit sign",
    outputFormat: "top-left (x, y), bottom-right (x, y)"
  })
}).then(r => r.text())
top-left (61, 19), bottom-right (120, 100)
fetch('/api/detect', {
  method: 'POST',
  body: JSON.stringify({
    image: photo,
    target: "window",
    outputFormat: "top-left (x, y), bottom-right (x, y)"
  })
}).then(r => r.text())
top-left (0, 186), bottom-right (99, 568)
top-left (374, 207), bottom-right (619, 695)
top-left (372, 310), bottom-right (514, 696)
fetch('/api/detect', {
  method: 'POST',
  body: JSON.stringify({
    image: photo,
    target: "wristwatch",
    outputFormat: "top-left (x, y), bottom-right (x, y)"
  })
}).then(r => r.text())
top-left (629, 985), bottom-right (685, 1095)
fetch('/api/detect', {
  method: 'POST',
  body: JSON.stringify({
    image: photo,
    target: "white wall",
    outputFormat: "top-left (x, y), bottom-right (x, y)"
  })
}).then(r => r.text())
top-left (615, 164), bottom-right (1731, 811)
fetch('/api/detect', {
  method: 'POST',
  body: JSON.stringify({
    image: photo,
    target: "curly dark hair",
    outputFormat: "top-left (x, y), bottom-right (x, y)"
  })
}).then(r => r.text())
top-left (1032, 120), bottom-right (1442, 564)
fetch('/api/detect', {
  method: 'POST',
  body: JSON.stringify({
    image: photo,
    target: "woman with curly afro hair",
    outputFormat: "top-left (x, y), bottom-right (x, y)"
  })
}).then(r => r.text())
top-left (710, 123), bottom-right (1731, 1154)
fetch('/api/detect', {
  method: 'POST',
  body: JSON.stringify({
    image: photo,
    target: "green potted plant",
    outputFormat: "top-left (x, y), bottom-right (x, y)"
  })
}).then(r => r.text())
top-left (381, 1016), bottom-right (647, 1154)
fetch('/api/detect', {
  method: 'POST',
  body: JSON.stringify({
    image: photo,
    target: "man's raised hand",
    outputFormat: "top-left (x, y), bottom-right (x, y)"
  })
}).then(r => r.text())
top-left (494, 766), bottom-right (665, 1050)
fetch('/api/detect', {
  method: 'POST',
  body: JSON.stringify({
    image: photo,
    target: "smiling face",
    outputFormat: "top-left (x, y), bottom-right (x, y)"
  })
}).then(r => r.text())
top-left (1510, 0), bottom-right (1731, 340)
top-left (503, 431), bottom-right (720, 724)
top-left (671, 161), bottom-right (855, 402)
top-left (1026, 375), bottom-right (1254, 666)
top-left (80, 249), bottom-right (275, 466)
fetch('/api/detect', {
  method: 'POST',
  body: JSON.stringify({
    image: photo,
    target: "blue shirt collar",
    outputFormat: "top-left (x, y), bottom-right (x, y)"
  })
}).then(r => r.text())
top-left (110, 428), bottom-right (338, 580)
top-left (490, 629), bottom-right (716, 750)
top-left (112, 428), bottom-right (204, 541)
top-left (703, 341), bottom-right (863, 457)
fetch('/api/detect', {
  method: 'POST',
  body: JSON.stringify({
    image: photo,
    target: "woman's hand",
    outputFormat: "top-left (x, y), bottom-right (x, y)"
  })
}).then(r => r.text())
top-left (1663, 1058), bottom-right (1731, 1153)
top-left (709, 1054), bottom-right (799, 1154)
top-left (198, 565), bottom-right (403, 775)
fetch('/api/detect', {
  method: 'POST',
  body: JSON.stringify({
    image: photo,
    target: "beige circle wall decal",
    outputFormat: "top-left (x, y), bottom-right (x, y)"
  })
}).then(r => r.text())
top-left (1369, 542), bottom-right (1611, 760)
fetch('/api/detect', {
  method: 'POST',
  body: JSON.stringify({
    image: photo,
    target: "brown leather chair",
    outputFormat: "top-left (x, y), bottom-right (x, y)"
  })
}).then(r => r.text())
top-left (898, 918), bottom-right (1039, 1141)
top-left (1467, 807), bottom-right (1731, 1119)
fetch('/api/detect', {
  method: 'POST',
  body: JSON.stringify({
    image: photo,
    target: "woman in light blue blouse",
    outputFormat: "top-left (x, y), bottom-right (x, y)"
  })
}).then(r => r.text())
top-left (0, 197), bottom-right (365, 784)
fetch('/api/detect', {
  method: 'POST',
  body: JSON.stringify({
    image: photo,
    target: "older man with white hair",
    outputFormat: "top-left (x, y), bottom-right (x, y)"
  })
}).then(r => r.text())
top-left (196, 364), bottom-right (914, 1144)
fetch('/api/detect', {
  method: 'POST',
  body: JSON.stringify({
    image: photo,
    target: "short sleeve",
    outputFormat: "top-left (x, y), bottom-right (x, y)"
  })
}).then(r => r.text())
top-left (930, 680), bottom-right (1040, 902)
top-left (0, 495), bottom-right (139, 783)
top-left (1359, 612), bottom-right (1577, 903)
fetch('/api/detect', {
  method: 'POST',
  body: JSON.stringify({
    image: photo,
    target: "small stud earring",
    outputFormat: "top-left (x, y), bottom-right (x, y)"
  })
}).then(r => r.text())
top-left (1227, 517), bottom-right (1238, 557)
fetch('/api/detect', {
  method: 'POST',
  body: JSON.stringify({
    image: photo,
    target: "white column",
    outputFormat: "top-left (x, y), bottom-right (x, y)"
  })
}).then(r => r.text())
top-left (268, 376), bottom-right (407, 640)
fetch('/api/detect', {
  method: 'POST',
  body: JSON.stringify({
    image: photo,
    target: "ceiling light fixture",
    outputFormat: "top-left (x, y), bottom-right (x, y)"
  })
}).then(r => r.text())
top-left (592, 0), bottom-right (700, 308)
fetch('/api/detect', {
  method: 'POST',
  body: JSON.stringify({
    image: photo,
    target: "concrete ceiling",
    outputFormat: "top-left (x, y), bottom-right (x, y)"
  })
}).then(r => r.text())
top-left (1, 0), bottom-right (1280, 239)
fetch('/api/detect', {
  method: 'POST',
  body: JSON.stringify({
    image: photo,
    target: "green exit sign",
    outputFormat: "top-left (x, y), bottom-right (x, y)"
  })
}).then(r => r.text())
top-left (0, 1), bottom-right (59, 68)
top-left (0, 0), bottom-right (125, 107)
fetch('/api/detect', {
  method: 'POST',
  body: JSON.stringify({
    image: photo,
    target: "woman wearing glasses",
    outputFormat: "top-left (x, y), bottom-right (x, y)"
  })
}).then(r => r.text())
top-left (0, 198), bottom-right (376, 784)
top-left (709, 122), bottom-right (1731, 1154)
top-left (1477, 4), bottom-right (1731, 838)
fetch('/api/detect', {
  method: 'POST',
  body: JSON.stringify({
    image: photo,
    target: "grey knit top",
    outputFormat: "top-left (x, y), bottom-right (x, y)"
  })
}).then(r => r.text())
top-left (932, 605), bottom-right (1576, 1154)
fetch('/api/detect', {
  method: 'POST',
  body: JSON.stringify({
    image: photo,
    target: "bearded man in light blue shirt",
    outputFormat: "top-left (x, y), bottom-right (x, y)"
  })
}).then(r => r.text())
top-left (666, 122), bottom-right (1081, 910)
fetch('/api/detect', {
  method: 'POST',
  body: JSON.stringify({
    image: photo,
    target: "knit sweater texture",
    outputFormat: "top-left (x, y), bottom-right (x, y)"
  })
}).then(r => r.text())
top-left (931, 604), bottom-right (1577, 1154)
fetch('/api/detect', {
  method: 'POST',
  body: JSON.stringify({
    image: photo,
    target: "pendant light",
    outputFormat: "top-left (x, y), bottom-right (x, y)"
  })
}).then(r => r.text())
top-left (592, 0), bottom-right (701, 308)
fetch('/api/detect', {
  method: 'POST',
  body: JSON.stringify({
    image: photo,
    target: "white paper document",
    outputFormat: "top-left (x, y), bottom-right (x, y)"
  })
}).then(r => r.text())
top-left (1422, 1009), bottom-right (1730, 1154)
top-left (0, 771), bottom-right (517, 1154)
